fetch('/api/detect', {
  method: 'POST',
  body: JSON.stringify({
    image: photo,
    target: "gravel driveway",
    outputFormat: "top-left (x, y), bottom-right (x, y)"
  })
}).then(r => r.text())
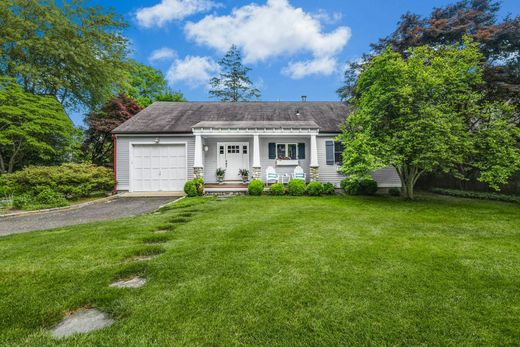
top-left (0, 197), bottom-right (178, 236)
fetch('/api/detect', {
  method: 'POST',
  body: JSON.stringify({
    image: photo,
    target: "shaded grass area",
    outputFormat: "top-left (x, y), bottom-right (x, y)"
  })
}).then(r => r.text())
top-left (0, 194), bottom-right (519, 346)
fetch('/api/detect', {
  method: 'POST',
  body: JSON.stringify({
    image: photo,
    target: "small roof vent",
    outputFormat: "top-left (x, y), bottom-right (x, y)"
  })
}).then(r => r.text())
top-left (296, 109), bottom-right (300, 116)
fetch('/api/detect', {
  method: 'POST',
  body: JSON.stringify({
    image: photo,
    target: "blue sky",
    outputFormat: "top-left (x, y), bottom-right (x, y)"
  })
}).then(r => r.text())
top-left (74, 0), bottom-right (519, 125)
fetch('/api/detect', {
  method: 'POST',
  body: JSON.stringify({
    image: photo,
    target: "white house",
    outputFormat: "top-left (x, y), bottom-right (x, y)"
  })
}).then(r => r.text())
top-left (112, 101), bottom-right (401, 192)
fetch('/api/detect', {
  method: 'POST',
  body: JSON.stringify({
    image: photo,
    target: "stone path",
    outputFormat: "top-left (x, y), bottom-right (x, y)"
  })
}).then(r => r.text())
top-left (110, 277), bottom-right (146, 288)
top-left (51, 309), bottom-right (114, 338)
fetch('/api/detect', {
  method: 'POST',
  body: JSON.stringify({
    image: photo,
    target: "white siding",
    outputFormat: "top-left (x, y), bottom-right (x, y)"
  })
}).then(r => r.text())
top-left (317, 136), bottom-right (401, 188)
top-left (115, 135), bottom-right (195, 191)
top-left (116, 134), bottom-right (401, 189)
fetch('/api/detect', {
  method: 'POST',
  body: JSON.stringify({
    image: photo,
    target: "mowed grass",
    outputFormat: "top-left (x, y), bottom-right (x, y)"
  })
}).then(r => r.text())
top-left (0, 194), bottom-right (519, 346)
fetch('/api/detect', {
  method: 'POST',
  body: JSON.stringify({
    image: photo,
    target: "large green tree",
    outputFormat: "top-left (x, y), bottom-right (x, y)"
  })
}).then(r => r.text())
top-left (0, 77), bottom-right (74, 173)
top-left (0, 0), bottom-right (128, 110)
top-left (209, 45), bottom-right (261, 102)
top-left (122, 60), bottom-right (186, 107)
top-left (339, 41), bottom-right (520, 199)
top-left (339, 0), bottom-right (520, 115)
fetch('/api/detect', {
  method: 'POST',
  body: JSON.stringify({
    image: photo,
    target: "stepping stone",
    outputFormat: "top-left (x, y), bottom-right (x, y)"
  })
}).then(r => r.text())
top-left (51, 308), bottom-right (114, 339)
top-left (130, 255), bottom-right (155, 262)
top-left (109, 276), bottom-right (146, 288)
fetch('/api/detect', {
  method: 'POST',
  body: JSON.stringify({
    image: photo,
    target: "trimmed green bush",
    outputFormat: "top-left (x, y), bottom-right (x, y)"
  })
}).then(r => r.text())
top-left (323, 182), bottom-right (336, 195)
top-left (248, 179), bottom-right (264, 196)
top-left (431, 188), bottom-right (520, 204)
top-left (341, 177), bottom-right (378, 195)
top-left (269, 183), bottom-right (285, 195)
top-left (389, 188), bottom-right (401, 196)
top-left (193, 178), bottom-right (205, 196)
top-left (12, 186), bottom-right (68, 210)
top-left (0, 164), bottom-right (113, 199)
top-left (306, 181), bottom-right (323, 196)
top-left (184, 178), bottom-right (204, 197)
top-left (287, 179), bottom-right (306, 196)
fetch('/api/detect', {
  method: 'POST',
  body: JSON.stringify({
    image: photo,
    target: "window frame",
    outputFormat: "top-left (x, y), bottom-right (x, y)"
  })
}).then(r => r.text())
top-left (276, 143), bottom-right (299, 160)
top-left (333, 141), bottom-right (344, 165)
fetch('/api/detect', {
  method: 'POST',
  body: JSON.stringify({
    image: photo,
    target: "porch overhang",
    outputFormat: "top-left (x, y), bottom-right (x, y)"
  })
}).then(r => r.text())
top-left (192, 121), bottom-right (320, 136)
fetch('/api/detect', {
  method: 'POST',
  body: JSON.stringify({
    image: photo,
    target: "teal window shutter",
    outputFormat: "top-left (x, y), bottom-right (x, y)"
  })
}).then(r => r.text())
top-left (298, 143), bottom-right (305, 159)
top-left (325, 141), bottom-right (334, 165)
top-left (268, 143), bottom-right (276, 159)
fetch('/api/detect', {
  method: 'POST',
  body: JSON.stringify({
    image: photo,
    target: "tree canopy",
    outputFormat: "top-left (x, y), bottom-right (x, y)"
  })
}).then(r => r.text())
top-left (122, 60), bottom-right (186, 107)
top-left (339, 41), bottom-right (520, 199)
top-left (338, 0), bottom-right (520, 112)
top-left (209, 45), bottom-right (261, 102)
top-left (0, 77), bottom-right (75, 173)
top-left (0, 0), bottom-right (129, 110)
top-left (83, 94), bottom-right (142, 166)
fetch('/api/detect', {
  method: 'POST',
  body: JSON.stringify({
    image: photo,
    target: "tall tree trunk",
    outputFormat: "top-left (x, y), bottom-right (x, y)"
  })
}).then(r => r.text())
top-left (395, 164), bottom-right (424, 200)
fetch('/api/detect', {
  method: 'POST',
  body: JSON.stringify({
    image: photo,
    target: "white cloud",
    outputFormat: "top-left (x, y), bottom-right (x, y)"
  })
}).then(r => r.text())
top-left (282, 56), bottom-right (337, 79)
top-left (136, 0), bottom-right (220, 28)
top-left (166, 55), bottom-right (220, 87)
top-left (312, 9), bottom-right (343, 25)
top-left (149, 47), bottom-right (177, 62)
top-left (184, 0), bottom-right (351, 79)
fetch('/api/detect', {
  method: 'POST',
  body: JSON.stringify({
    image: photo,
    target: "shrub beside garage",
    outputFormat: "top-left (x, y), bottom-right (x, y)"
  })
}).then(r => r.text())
top-left (0, 163), bottom-right (114, 210)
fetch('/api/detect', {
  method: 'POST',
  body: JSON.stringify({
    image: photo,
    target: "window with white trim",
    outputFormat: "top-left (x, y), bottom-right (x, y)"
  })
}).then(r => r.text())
top-left (276, 143), bottom-right (298, 159)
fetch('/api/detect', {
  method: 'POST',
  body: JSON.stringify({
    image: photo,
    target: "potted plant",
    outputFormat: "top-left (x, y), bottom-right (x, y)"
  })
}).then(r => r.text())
top-left (216, 168), bottom-right (225, 184)
top-left (239, 169), bottom-right (249, 183)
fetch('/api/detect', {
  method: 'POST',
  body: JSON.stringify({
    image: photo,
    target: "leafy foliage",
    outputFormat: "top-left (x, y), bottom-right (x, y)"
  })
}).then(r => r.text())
top-left (339, 41), bottom-right (520, 199)
top-left (184, 179), bottom-right (204, 197)
top-left (305, 181), bottom-right (323, 196)
top-left (0, 78), bottom-right (74, 173)
top-left (83, 94), bottom-right (142, 166)
top-left (287, 179), bottom-right (306, 196)
top-left (431, 188), bottom-right (520, 204)
top-left (12, 186), bottom-right (69, 210)
top-left (209, 45), bottom-right (261, 102)
top-left (248, 179), bottom-right (264, 196)
top-left (341, 178), bottom-right (378, 196)
top-left (269, 183), bottom-right (285, 195)
top-left (122, 60), bottom-right (186, 107)
top-left (0, 0), bottom-right (129, 109)
top-left (339, 0), bottom-right (520, 119)
top-left (0, 163), bottom-right (113, 199)
top-left (322, 182), bottom-right (336, 195)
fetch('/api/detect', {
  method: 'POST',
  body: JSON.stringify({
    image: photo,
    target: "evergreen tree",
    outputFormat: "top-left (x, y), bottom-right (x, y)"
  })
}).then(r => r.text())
top-left (209, 45), bottom-right (261, 102)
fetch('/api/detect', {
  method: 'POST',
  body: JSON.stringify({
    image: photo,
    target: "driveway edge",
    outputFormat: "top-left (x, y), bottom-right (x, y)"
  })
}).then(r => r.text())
top-left (0, 195), bottom-right (120, 218)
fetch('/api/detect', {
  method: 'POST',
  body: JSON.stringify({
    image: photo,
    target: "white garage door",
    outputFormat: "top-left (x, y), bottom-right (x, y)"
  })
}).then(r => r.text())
top-left (131, 144), bottom-right (187, 192)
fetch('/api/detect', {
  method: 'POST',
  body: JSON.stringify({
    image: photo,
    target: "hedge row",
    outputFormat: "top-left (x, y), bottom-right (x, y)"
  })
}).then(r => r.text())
top-left (247, 179), bottom-right (337, 196)
top-left (431, 188), bottom-right (520, 204)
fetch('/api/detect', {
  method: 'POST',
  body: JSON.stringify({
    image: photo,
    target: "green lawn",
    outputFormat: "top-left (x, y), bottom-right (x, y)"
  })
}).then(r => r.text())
top-left (0, 194), bottom-right (519, 346)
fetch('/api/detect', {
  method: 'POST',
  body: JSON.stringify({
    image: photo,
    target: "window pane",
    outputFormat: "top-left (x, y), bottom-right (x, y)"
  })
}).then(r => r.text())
top-left (243, 145), bottom-right (247, 154)
top-left (277, 144), bottom-right (286, 158)
top-left (288, 144), bottom-right (297, 159)
top-left (219, 146), bottom-right (224, 154)
top-left (334, 141), bottom-right (343, 164)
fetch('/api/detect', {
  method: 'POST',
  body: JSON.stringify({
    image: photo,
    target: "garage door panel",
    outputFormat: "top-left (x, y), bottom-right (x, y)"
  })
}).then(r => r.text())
top-left (131, 144), bottom-right (186, 192)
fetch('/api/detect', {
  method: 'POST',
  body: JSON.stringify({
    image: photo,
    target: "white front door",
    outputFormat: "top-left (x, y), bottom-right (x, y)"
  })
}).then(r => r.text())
top-left (131, 144), bottom-right (187, 192)
top-left (217, 142), bottom-right (249, 180)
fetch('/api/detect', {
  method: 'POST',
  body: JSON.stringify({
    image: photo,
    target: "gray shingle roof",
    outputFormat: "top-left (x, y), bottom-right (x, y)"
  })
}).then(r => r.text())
top-left (192, 120), bottom-right (320, 129)
top-left (112, 102), bottom-right (350, 134)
